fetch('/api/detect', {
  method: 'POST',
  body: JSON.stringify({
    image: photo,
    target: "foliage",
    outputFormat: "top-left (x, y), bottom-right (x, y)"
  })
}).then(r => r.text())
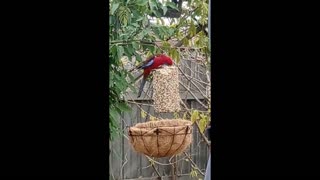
top-left (109, 0), bottom-right (209, 140)
top-left (190, 166), bottom-right (198, 178)
top-left (190, 110), bottom-right (210, 133)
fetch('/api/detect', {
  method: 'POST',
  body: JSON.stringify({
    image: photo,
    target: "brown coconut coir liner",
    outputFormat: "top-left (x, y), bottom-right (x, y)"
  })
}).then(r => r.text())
top-left (128, 119), bottom-right (192, 158)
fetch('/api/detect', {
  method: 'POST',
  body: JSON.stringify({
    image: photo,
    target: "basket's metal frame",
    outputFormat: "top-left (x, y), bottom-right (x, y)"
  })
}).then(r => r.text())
top-left (128, 125), bottom-right (192, 158)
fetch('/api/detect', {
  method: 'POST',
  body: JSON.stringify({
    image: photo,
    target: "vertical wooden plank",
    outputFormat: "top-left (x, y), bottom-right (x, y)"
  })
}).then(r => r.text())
top-left (124, 103), bottom-right (142, 179)
top-left (120, 113), bottom-right (124, 180)
top-left (162, 157), bottom-right (172, 177)
top-left (183, 100), bottom-right (193, 175)
top-left (179, 150), bottom-right (189, 175)
top-left (122, 108), bottom-right (132, 179)
top-left (191, 101), bottom-right (197, 166)
top-left (140, 102), bottom-right (155, 178)
top-left (193, 100), bottom-right (200, 172)
top-left (109, 115), bottom-right (123, 179)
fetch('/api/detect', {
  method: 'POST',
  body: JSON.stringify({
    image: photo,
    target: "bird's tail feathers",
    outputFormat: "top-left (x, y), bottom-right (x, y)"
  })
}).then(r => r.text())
top-left (137, 78), bottom-right (147, 98)
top-left (134, 73), bottom-right (143, 83)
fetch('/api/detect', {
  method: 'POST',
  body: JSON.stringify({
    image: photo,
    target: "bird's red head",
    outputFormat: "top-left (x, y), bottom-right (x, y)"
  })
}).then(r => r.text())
top-left (157, 54), bottom-right (174, 65)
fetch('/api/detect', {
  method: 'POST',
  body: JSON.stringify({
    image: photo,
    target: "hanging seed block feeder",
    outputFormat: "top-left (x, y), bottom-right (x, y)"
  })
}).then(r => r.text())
top-left (128, 119), bottom-right (193, 158)
top-left (152, 66), bottom-right (181, 113)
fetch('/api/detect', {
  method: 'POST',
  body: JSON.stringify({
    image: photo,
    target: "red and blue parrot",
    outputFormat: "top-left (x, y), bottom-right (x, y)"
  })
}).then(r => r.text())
top-left (133, 54), bottom-right (174, 98)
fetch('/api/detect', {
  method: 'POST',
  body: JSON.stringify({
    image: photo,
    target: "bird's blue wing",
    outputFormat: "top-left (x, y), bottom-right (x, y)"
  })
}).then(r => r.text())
top-left (140, 59), bottom-right (154, 69)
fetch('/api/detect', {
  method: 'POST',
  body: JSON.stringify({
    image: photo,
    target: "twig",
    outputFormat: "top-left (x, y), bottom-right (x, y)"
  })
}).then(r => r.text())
top-left (183, 152), bottom-right (205, 176)
top-left (141, 164), bottom-right (152, 170)
top-left (123, 174), bottom-right (192, 180)
top-left (179, 81), bottom-right (208, 109)
top-left (151, 163), bottom-right (162, 180)
top-left (127, 100), bottom-right (154, 107)
top-left (145, 154), bottom-right (192, 166)
top-left (182, 74), bottom-right (211, 86)
top-left (195, 121), bottom-right (211, 147)
top-left (172, 160), bottom-right (176, 180)
top-left (110, 40), bottom-right (161, 44)
top-left (177, 65), bottom-right (210, 101)
top-left (179, 60), bottom-right (208, 77)
top-left (120, 151), bottom-right (129, 178)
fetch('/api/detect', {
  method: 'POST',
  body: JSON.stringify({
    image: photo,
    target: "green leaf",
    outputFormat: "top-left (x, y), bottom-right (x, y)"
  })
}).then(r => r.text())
top-left (110, 108), bottom-right (120, 122)
top-left (132, 41), bottom-right (139, 49)
top-left (117, 46), bottom-right (124, 61)
top-left (118, 102), bottom-right (131, 112)
top-left (155, 48), bottom-right (162, 54)
top-left (109, 16), bottom-right (114, 24)
top-left (199, 113), bottom-right (206, 120)
top-left (124, 44), bottom-right (134, 58)
top-left (117, 7), bottom-right (131, 26)
top-left (111, 3), bottom-right (120, 15)
top-left (183, 112), bottom-right (188, 120)
top-left (135, 52), bottom-right (142, 62)
top-left (168, 29), bottom-right (174, 36)
top-left (170, 48), bottom-right (180, 63)
top-left (110, 45), bottom-right (117, 56)
top-left (136, 0), bottom-right (148, 6)
top-left (162, 6), bottom-right (168, 15)
top-left (147, 45), bottom-right (156, 54)
top-left (136, 17), bottom-right (144, 21)
top-left (174, 112), bottom-right (179, 119)
top-left (141, 110), bottom-right (146, 118)
top-left (191, 110), bottom-right (199, 123)
top-left (190, 21), bottom-right (197, 37)
top-left (166, 2), bottom-right (179, 10)
top-left (149, 0), bottom-right (158, 10)
top-left (190, 168), bottom-right (198, 177)
top-left (162, 41), bottom-right (171, 50)
top-left (114, 74), bottom-right (128, 92)
top-left (132, 23), bottom-right (139, 27)
top-left (182, 37), bottom-right (189, 46)
top-left (142, 16), bottom-right (149, 27)
top-left (176, 51), bottom-right (180, 63)
top-left (152, 9), bottom-right (162, 17)
top-left (140, 29), bottom-right (148, 37)
top-left (199, 118), bottom-right (207, 133)
top-left (114, 82), bottom-right (123, 92)
top-left (150, 116), bottom-right (156, 121)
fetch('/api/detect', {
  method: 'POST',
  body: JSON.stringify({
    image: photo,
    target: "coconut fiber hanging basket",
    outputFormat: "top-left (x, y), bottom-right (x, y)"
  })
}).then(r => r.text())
top-left (128, 119), bottom-right (193, 158)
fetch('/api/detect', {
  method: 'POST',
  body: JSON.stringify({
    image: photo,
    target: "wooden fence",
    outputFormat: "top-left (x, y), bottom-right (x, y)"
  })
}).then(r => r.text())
top-left (110, 48), bottom-right (211, 180)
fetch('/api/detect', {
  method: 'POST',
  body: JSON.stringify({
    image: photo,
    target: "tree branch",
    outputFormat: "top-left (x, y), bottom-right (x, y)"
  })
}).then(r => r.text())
top-left (151, 163), bottom-right (162, 180)
top-left (179, 81), bottom-right (208, 109)
top-left (177, 65), bottom-right (210, 101)
top-left (174, 23), bottom-right (207, 47)
top-left (110, 40), bottom-right (158, 45)
top-left (183, 152), bottom-right (205, 176)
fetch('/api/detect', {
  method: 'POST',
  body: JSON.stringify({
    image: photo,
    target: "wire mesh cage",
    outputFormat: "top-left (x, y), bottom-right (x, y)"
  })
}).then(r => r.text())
top-left (152, 66), bottom-right (181, 113)
top-left (128, 119), bottom-right (193, 158)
